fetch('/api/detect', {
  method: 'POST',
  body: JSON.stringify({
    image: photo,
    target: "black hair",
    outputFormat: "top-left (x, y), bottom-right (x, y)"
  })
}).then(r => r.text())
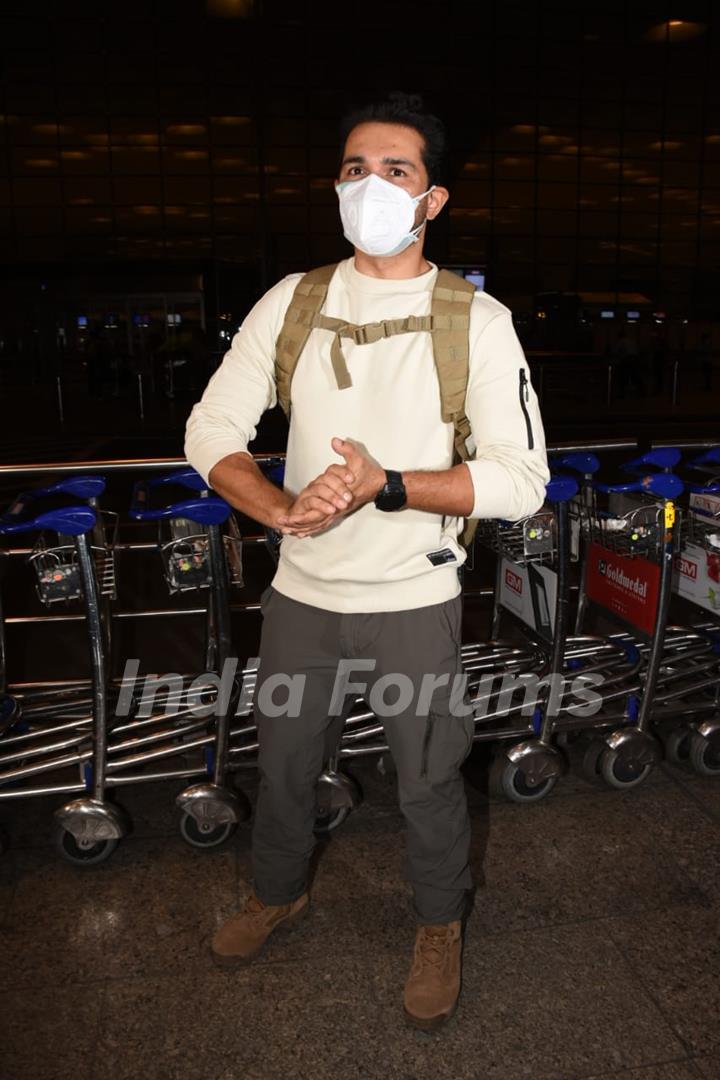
top-left (339, 92), bottom-right (448, 187)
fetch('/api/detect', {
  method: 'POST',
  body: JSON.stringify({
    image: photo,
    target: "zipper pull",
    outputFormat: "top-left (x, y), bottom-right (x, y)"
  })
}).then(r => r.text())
top-left (520, 368), bottom-right (530, 401)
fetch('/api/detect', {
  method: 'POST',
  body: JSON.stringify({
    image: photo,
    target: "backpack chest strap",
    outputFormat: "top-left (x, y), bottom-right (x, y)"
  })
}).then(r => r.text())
top-left (284, 307), bottom-right (463, 390)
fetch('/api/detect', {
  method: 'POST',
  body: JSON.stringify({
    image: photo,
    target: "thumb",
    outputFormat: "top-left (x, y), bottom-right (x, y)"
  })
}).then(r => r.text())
top-left (331, 436), bottom-right (352, 458)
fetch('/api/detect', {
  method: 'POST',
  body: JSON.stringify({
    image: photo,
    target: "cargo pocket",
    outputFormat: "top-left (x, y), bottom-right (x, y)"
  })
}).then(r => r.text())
top-left (421, 708), bottom-right (475, 783)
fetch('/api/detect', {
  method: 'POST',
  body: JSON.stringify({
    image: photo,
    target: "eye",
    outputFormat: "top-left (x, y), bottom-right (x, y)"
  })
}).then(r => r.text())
top-left (347, 166), bottom-right (365, 176)
top-left (388, 167), bottom-right (407, 177)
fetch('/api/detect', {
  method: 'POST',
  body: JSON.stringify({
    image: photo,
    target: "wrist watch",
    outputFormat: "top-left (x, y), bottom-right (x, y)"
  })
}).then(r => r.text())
top-left (374, 469), bottom-right (407, 512)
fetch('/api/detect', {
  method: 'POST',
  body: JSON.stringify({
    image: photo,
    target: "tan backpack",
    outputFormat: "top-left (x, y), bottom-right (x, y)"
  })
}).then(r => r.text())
top-left (274, 262), bottom-right (478, 544)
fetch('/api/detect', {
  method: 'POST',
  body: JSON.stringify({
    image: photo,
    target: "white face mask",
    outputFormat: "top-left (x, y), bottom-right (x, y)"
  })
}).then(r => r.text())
top-left (335, 173), bottom-right (435, 257)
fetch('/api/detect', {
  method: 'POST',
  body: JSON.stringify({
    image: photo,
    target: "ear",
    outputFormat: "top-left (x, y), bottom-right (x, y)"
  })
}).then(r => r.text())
top-left (426, 185), bottom-right (449, 220)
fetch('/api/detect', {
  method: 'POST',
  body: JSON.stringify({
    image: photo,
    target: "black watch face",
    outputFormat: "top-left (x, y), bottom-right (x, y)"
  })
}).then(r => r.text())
top-left (377, 486), bottom-right (406, 512)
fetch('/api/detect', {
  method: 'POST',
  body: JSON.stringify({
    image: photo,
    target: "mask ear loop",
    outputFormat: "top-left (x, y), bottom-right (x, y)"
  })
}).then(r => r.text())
top-left (408, 185), bottom-right (437, 243)
top-left (414, 184), bottom-right (436, 203)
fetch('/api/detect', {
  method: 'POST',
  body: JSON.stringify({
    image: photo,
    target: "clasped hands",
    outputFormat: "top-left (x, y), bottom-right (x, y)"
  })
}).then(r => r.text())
top-left (276, 437), bottom-right (386, 539)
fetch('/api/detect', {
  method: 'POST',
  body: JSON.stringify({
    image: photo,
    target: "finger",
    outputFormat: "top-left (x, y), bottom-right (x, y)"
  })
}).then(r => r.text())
top-left (295, 496), bottom-right (339, 520)
top-left (314, 472), bottom-right (350, 497)
top-left (331, 436), bottom-right (356, 465)
top-left (324, 463), bottom-right (356, 486)
top-left (310, 478), bottom-right (352, 508)
top-left (281, 520), bottom-right (331, 537)
top-left (304, 495), bottom-right (339, 517)
top-left (284, 500), bottom-right (337, 525)
top-left (278, 513), bottom-right (326, 529)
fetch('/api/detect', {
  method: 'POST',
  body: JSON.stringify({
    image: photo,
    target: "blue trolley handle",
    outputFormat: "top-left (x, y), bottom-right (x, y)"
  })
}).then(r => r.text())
top-left (3, 476), bottom-right (106, 525)
top-left (689, 447), bottom-right (720, 468)
top-left (545, 475), bottom-right (579, 504)
top-left (143, 468), bottom-right (210, 493)
top-left (685, 480), bottom-right (720, 496)
top-left (129, 483), bottom-right (231, 526)
top-left (593, 473), bottom-right (684, 500)
top-left (619, 447), bottom-right (682, 475)
top-left (0, 505), bottom-right (97, 536)
top-left (17, 475), bottom-right (107, 502)
top-left (548, 452), bottom-right (600, 478)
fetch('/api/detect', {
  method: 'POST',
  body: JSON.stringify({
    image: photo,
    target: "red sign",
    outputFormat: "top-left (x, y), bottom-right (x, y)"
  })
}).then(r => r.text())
top-left (505, 567), bottom-right (523, 594)
top-left (585, 542), bottom-right (661, 636)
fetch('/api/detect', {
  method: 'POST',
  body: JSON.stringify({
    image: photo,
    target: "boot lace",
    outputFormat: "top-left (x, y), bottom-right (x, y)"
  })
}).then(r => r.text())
top-left (224, 893), bottom-right (267, 925)
top-left (416, 925), bottom-right (455, 969)
top-left (245, 894), bottom-right (267, 916)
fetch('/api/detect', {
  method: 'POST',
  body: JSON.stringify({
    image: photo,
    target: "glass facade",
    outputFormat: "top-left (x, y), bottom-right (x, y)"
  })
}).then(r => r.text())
top-left (1, 0), bottom-right (718, 313)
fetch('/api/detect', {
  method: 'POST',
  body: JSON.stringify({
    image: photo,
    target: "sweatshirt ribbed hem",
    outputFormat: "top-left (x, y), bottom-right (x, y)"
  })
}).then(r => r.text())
top-left (271, 560), bottom-right (462, 614)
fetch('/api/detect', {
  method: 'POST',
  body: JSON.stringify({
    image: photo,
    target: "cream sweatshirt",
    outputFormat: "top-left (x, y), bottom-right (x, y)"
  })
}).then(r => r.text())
top-left (185, 258), bottom-right (549, 613)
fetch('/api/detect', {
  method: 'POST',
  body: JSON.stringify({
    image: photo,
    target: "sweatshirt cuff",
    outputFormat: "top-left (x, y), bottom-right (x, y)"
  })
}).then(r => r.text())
top-left (464, 458), bottom-right (546, 521)
top-left (185, 437), bottom-right (250, 487)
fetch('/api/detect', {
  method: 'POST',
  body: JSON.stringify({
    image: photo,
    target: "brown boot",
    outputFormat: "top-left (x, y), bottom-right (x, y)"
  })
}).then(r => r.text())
top-left (403, 920), bottom-right (463, 1030)
top-left (211, 891), bottom-right (309, 967)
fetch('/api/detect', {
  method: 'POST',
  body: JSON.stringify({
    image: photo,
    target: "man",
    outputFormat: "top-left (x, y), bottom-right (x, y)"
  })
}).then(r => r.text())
top-left (185, 92), bottom-right (548, 1030)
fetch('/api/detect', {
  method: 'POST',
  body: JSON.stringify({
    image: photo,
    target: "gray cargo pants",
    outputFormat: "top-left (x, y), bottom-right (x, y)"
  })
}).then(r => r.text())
top-left (251, 587), bottom-right (474, 924)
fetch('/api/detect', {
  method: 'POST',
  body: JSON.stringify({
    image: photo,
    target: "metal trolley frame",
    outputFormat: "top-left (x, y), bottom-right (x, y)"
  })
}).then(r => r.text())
top-left (567, 449), bottom-right (690, 788)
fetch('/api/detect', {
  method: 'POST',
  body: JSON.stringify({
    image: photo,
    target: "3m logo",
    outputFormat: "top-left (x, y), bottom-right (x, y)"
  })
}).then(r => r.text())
top-left (691, 494), bottom-right (720, 515)
top-left (505, 568), bottom-right (523, 594)
top-left (675, 555), bottom-right (698, 580)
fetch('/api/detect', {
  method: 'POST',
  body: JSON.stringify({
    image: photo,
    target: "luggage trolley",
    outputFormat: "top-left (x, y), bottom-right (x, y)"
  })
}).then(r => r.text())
top-left (664, 445), bottom-right (720, 775)
top-left (474, 474), bottom-right (579, 801)
top-left (570, 448), bottom-right (684, 789)
top-left (127, 468), bottom-right (251, 846)
top-left (0, 476), bottom-right (117, 724)
top-left (0, 488), bottom-right (126, 864)
top-left (473, 471), bottom-right (634, 802)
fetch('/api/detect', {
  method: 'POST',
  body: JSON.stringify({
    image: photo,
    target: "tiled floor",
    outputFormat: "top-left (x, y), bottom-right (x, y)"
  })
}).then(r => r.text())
top-left (0, 753), bottom-right (718, 1080)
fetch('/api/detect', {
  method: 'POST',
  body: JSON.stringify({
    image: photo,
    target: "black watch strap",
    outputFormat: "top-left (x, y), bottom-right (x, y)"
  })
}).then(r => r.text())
top-left (375, 469), bottom-right (407, 512)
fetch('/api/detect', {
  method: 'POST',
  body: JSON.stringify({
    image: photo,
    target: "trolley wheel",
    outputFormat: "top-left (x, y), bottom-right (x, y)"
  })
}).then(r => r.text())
top-left (179, 812), bottom-right (237, 849)
top-left (689, 730), bottom-right (720, 777)
top-left (313, 805), bottom-right (350, 835)
top-left (579, 738), bottom-right (605, 782)
top-left (489, 755), bottom-right (557, 803)
top-left (54, 827), bottom-right (118, 867)
top-left (599, 746), bottom-right (653, 790)
top-left (662, 726), bottom-right (692, 767)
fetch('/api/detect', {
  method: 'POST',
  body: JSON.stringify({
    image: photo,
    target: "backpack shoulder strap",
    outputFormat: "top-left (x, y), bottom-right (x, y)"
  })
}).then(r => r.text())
top-left (275, 263), bottom-right (338, 417)
top-left (430, 270), bottom-right (478, 548)
top-left (430, 269), bottom-right (476, 460)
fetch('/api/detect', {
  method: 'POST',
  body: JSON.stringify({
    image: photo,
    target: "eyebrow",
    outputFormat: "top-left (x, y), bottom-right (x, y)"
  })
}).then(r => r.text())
top-left (341, 154), bottom-right (418, 170)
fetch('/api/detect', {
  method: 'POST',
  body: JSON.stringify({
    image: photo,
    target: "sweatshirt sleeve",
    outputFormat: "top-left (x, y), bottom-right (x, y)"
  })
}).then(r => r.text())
top-left (464, 308), bottom-right (550, 520)
top-left (184, 276), bottom-right (300, 485)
